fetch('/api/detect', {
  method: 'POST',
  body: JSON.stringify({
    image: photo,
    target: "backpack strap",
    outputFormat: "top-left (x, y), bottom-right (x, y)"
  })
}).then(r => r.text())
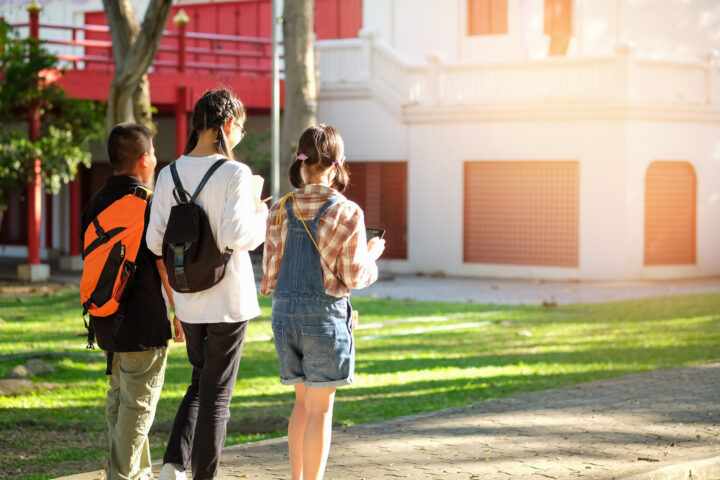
top-left (170, 162), bottom-right (191, 204)
top-left (313, 196), bottom-right (342, 222)
top-left (82, 188), bottom-right (150, 259)
top-left (190, 159), bottom-right (227, 202)
top-left (83, 221), bottom-right (125, 259)
top-left (169, 159), bottom-right (227, 205)
top-left (172, 243), bottom-right (190, 293)
top-left (132, 185), bottom-right (152, 201)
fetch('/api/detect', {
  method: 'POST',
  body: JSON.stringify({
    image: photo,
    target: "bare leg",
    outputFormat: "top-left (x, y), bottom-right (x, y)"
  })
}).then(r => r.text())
top-left (303, 387), bottom-right (336, 480)
top-left (289, 383), bottom-right (308, 480)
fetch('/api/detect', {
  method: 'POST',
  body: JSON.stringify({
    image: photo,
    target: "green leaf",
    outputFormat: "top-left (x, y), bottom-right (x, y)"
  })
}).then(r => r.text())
top-left (0, 20), bottom-right (105, 210)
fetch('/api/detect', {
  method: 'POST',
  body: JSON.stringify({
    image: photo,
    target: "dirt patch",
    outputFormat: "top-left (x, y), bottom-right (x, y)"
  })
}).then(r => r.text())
top-left (0, 379), bottom-right (62, 396)
top-left (0, 282), bottom-right (77, 298)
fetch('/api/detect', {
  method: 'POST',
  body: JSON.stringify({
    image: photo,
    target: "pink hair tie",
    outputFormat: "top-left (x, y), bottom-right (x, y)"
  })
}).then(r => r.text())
top-left (297, 153), bottom-right (308, 165)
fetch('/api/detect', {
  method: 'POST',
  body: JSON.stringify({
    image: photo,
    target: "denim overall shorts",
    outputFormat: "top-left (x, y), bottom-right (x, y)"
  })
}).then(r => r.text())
top-left (271, 196), bottom-right (355, 388)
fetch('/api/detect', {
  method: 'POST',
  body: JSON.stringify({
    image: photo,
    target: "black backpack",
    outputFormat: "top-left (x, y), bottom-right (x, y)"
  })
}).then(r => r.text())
top-left (162, 159), bottom-right (232, 293)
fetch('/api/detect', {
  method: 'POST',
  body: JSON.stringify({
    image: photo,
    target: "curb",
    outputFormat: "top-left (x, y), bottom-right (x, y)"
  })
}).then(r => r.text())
top-left (626, 456), bottom-right (720, 480)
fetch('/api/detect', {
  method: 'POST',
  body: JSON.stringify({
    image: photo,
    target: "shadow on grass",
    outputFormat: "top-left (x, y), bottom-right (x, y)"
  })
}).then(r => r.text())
top-left (356, 344), bottom-right (720, 375)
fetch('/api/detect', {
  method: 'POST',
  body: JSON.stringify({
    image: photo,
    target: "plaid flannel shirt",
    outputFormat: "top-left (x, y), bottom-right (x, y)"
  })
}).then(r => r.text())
top-left (261, 184), bottom-right (378, 298)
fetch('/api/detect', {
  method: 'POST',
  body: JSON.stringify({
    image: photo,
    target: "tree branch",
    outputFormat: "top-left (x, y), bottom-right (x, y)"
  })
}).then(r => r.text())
top-left (101, 0), bottom-right (139, 69)
top-left (113, 0), bottom-right (173, 90)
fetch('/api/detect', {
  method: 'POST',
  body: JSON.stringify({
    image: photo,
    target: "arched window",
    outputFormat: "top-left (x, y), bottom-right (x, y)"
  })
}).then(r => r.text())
top-left (644, 161), bottom-right (696, 265)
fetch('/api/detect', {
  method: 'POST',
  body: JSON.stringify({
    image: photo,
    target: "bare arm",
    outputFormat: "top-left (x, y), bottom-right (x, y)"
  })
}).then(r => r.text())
top-left (155, 259), bottom-right (184, 343)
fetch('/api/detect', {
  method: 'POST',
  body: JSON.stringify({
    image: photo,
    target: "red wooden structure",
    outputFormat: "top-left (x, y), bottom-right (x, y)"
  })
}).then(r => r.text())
top-left (2, 0), bottom-right (363, 264)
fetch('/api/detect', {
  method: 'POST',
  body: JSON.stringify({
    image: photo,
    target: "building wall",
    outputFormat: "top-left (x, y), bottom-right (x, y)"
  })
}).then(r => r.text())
top-left (318, 82), bottom-right (720, 280)
top-left (626, 120), bottom-right (720, 279)
top-left (316, 96), bottom-right (408, 161)
top-left (362, 0), bottom-right (720, 63)
top-left (394, 120), bottom-right (628, 280)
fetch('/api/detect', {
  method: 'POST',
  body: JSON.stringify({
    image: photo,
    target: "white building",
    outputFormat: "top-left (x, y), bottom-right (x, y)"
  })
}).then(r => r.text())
top-left (316, 0), bottom-right (720, 280)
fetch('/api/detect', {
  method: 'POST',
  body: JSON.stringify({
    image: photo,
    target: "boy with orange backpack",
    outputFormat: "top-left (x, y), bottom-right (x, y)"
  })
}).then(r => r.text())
top-left (80, 123), bottom-right (182, 480)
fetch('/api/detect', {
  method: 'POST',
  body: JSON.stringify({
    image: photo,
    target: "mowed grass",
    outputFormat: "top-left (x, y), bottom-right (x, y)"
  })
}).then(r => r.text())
top-left (0, 288), bottom-right (719, 479)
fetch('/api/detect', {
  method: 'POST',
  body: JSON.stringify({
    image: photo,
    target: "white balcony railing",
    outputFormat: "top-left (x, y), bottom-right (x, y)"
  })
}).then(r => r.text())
top-left (316, 34), bottom-right (720, 110)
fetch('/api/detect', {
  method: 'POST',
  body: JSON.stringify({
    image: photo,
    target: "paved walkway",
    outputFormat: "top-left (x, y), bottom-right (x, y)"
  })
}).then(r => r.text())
top-left (56, 363), bottom-right (720, 480)
top-left (354, 275), bottom-right (720, 305)
top-left (3, 254), bottom-right (719, 305)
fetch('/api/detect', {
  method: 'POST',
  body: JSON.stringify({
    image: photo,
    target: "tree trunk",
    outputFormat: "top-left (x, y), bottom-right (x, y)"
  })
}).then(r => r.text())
top-left (103, 0), bottom-right (172, 129)
top-left (281, 0), bottom-right (317, 192)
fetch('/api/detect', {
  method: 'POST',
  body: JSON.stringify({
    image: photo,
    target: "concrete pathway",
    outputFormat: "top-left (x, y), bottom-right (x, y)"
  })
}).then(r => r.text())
top-left (3, 257), bottom-right (719, 305)
top-left (353, 275), bottom-right (720, 305)
top-left (56, 363), bottom-right (720, 480)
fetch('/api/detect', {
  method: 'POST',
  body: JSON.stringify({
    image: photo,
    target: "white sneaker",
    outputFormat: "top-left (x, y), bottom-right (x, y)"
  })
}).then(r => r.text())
top-left (158, 463), bottom-right (186, 480)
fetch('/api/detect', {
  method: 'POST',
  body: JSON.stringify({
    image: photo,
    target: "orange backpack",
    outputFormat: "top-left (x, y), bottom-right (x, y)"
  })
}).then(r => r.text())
top-left (80, 186), bottom-right (151, 350)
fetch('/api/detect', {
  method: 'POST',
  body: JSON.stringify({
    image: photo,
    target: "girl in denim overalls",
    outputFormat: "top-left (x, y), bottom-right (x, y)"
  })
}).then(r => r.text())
top-left (262, 125), bottom-right (385, 479)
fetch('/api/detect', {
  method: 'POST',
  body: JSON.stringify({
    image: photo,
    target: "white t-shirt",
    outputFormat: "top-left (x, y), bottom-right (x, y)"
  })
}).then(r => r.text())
top-left (146, 154), bottom-right (268, 323)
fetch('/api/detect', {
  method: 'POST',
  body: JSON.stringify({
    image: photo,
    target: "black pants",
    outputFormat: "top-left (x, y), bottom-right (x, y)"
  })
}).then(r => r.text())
top-left (163, 321), bottom-right (248, 479)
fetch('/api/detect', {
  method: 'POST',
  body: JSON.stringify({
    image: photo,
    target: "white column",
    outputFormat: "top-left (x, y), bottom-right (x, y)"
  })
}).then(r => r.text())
top-left (614, 41), bottom-right (636, 102)
top-left (704, 49), bottom-right (719, 106)
top-left (358, 29), bottom-right (380, 82)
top-left (426, 51), bottom-right (446, 105)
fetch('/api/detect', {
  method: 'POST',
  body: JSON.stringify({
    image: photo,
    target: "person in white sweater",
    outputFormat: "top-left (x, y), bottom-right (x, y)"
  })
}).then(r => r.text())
top-left (146, 89), bottom-right (268, 480)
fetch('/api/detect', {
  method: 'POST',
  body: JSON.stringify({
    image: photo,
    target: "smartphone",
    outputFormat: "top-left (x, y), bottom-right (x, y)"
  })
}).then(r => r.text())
top-left (366, 228), bottom-right (386, 240)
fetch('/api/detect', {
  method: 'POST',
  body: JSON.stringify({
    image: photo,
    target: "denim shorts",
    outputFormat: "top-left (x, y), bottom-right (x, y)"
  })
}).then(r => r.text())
top-left (271, 296), bottom-right (354, 388)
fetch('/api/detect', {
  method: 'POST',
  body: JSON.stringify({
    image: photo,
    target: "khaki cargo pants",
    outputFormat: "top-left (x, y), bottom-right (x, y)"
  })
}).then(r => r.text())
top-left (105, 348), bottom-right (168, 480)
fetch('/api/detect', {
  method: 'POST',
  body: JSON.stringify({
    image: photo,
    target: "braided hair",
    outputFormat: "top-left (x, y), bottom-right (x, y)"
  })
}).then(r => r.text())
top-left (183, 89), bottom-right (246, 159)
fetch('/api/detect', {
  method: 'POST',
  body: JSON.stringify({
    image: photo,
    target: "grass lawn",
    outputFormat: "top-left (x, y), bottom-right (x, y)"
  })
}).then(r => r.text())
top-left (0, 287), bottom-right (719, 479)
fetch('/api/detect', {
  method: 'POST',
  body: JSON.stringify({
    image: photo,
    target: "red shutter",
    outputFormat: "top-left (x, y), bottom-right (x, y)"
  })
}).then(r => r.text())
top-left (544, 0), bottom-right (572, 36)
top-left (316, 0), bottom-right (363, 40)
top-left (644, 161), bottom-right (696, 265)
top-left (490, 0), bottom-right (508, 34)
top-left (468, 0), bottom-right (490, 36)
top-left (379, 162), bottom-right (408, 259)
top-left (345, 161), bottom-right (408, 260)
top-left (468, 0), bottom-right (508, 35)
top-left (464, 161), bottom-right (579, 267)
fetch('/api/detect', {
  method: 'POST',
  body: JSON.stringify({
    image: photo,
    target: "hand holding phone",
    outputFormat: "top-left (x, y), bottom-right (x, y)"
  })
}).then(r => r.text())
top-left (366, 227), bottom-right (386, 261)
top-left (366, 228), bottom-right (386, 240)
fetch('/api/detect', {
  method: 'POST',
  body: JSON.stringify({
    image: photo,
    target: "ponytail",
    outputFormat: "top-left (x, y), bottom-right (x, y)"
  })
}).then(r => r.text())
top-left (183, 129), bottom-right (199, 155)
top-left (288, 157), bottom-right (304, 188)
top-left (215, 127), bottom-right (233, 159)
top-left (290, 124), bottom-right (350, 193)
top-left (332, 162), bottom-right (349, 192)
